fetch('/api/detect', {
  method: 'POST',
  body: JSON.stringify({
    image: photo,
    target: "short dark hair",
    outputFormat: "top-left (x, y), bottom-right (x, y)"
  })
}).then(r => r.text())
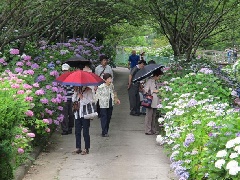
top-left (153, 69), bottom-right (164, 76)
top-left (148, 60), bottom-right (156, 64)
top-left (102, 73), bottom-right (112, 80)
top-left (99, 55), bottom-right (108, 61)
top-left (138, 60), bottom-right (146, 65)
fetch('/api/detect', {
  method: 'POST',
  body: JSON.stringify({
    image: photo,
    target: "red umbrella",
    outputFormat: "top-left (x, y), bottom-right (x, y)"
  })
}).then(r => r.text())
top-left (55, 70), bottom-right (104, 86)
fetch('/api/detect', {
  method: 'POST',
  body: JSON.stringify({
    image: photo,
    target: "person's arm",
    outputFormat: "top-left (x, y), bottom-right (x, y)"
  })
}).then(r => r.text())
top-left (128, 74), bottom-right (132, 89)
top-left (128, 56), bottom-right (131, 69)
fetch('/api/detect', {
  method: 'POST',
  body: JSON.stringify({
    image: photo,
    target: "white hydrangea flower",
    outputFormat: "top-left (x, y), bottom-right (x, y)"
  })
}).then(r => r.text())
top-left (234, 145), bottom-right (240, 153)
top-left (226, 160), bottom-right (238, 170)
top-left (226, 140), bottom-right (236, 149)
top-left (158, 118), bottom-right (164, 123)
top-left (229, 167), bottom-right (239, 175)
top-left (215, 159), bottom-right (225, 169)
top-left (230, 153), bottom-right (238, 159)
top-left (216, 150), bottom-right (227, 158)
top-left (234, 137), bottom-right (240, 144)
top-left (156, 135), bottom-right (164, 144)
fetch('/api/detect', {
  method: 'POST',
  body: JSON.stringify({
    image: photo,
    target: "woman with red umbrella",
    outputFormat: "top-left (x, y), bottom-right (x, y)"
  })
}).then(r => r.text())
top-left (72, 86), bottom-right (94, 155)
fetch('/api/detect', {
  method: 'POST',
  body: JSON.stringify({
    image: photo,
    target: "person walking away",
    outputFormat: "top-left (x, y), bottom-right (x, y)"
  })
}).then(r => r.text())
top-left (127, 60), bottom-right (146, 116)
top-left (128, 50), bottom-right (140, 71)
top-left (144, 69), bottom-right (164, 135)
top-left (72, 86), bottom-right (93, 155)
top-left (95, 55), bottom-right (113, 79)
top-left (61, 63), bottom-right (74, 135)
top-left (95, 73), bottom-right (120, 137)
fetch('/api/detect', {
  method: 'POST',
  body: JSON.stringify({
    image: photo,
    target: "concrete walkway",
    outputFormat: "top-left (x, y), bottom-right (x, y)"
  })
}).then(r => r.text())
top-left (22, 67), bottom-right (176, 180)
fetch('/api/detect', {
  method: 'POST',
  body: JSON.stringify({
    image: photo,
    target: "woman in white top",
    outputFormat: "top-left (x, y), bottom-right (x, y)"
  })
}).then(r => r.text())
top-left (72, 86), bottom-right (93, 155)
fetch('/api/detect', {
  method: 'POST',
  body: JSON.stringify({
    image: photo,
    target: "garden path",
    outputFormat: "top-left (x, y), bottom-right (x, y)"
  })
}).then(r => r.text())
top-left (22, 67), bottom-right (176, 180)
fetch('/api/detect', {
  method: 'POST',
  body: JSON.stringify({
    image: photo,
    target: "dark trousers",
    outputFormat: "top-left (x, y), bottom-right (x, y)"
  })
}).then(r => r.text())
top-left (61, 100), bottom-right (74, 132)
top-left (128, 84), bottom-right (140, 114)
top-left (100, 107), bottom-right (113, 135)
top-left (75, 117), bottom-right (90, 149)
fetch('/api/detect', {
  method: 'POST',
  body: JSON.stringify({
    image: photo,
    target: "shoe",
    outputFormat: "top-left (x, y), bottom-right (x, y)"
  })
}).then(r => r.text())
top-left (81, 149), bottom-right (89, 155)
top-left (130, 112), bottom-right (140, 116)
top-left (72, 149), bottom-right (82, 154)
top-left (68, 130), bottom-right (72, 134)
top-left (61, 132), bottom-right (68, 135)
top-left (141, 112), bottom-right (146, 115)
top-left (102, 134), bottom-right (109, 137)
top-left (145, 133), bottom-right (153, 135)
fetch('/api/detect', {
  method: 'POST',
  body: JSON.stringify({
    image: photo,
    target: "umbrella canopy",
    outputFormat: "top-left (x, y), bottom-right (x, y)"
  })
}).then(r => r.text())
top-left (55, 70), bottom-right (104, 86)
top-left (132, 64), bottom-right (164, 82)
top-left (63, 55), bottom-right (90, 68)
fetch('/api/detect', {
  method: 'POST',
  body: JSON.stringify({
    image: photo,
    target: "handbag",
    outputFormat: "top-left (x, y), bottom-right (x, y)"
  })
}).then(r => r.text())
top-left (141, 92), bottom-right (153, 108)
top-left (82, 102), bottom-right (98, 119)
top-left (72, 101), bottom-right (80, 112)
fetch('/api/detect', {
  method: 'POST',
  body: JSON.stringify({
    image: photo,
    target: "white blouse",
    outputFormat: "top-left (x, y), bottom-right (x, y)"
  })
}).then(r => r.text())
top-left (72, 88), bottom-right (94, 119)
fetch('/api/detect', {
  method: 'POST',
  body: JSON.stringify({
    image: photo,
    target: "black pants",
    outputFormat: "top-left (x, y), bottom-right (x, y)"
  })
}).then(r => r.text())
top-left (75, 117), bottom-right (90, 149)
top-left (128, 84), bottom-right (140, 114)
top-left (61, 100), bottom-right (74, 132)
top-left (100, 107), bottom-right (113, 135)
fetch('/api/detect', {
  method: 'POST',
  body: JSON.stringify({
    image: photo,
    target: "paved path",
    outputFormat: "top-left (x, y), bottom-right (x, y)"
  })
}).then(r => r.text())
top-left (23, 67), bottom-right (175, 180)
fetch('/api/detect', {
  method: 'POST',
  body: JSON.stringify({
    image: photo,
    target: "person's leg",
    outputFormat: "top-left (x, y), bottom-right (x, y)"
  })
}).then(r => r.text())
top-left (100, 108), bottom-right (108, 136)
top-left (68, 101), bottom-right (74, 133)
top-left (75, 118), bottom-right (82, 150)
top-left (106, 107), bottom-right (113, 134)
top-left (82, 118), bottom-right (90, 151)
top-left (151, 108), bottom-right (157, 134)
top-left (135, 88), bottom-right (141, 114)
top-left (145, 108), bottom-right (153, 134)
top-left (128, 85), bottom-right (136, 114)
top-left (61, 102), bottom-right (69, 134)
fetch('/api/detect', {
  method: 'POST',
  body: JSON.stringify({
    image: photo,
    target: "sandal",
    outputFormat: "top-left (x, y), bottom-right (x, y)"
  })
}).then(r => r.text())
top-left (72, 149), bottom-right (82, 155)
top-left (81, 149), bottom-right (89, 155)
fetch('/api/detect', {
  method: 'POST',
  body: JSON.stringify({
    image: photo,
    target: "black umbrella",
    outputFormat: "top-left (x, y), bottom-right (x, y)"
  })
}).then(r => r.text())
top-left (63, 55), bottom-right (90, 68)
top-left (132, 64), bottom-right (164, 82)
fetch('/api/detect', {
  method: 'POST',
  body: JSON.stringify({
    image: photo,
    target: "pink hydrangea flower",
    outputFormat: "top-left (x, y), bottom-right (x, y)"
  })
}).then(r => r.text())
top-left (32, 83), bottom-right (39, 88)
top-left (40, 98), bottom-right (48, 104)
top-left (23, 55), bottom-right (31, 61)
top-left (23, 84), bottom-right (32, 89)
top-left (16, 62), bottom-right (24, 66)
top-left (10, 49), bottom-right (20, 55)
top-left (11, 84), bottom-right (20, 88)
top-left (22, 128), bottom-right (28, 133)
top-left (25, 96), bottom-right (33, 102)
top-left (25, 110), bottom-right (34, 117)
top-left (18, 148), bottom-right (24, 154)
top-left (17, 90), bottom-right (24, 94)
top-left (35, 89), bottom-right (45, 95)
top-left (43, 119), bottom-right (49, 124)
top-left (25, 61), bottom-right (32, 66)
top-left (0, 58), bottom-right (5, 63)
top-left (58, 106), bottom-right (63, 111)
top-left (26, 133), bottom-right (35, 138)
top-left (45, 128), bottom-right (50, 133)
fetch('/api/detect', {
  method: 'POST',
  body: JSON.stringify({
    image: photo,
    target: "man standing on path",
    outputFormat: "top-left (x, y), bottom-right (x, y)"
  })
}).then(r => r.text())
top-left (128, 60), bottom-right (146, 116)
top-left (128, 50), bottom-right (140, 71)
top-left (95, 55), bottom-right (113, 79)
top-left (61, 63), bottom-right (74, 135)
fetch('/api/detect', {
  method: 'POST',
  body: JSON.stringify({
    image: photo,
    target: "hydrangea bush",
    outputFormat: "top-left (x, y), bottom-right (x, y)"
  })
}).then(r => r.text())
top-left (157, 66), bottom-right (240, 179)
top-left (0, 38), bottom-right (104, 177)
